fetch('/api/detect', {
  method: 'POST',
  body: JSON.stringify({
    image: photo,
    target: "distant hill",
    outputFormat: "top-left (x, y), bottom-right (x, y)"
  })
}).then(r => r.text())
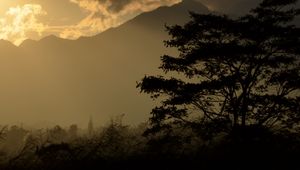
top-left (0, 0), bottom-right (209, 126)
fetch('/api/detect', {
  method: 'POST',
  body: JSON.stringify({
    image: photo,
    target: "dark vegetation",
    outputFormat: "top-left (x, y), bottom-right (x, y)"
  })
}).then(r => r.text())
top-left (0, 0), bottom-right (300, 169)
top-left (0, 117), bottom-right (299, 170)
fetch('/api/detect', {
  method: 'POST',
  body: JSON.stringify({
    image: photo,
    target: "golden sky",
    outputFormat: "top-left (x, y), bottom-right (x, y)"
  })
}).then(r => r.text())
top-left (0, 0), bottom-right (180, 45)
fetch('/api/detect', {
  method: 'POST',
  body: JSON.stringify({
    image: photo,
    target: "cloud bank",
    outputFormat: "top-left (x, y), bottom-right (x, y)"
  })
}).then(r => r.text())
top-left (0, 4), bottom-right (47, 45)
top-left (60, 0), bottom-right (180, 39)
top-left (5, 0), bottom-right (291, 45)
top-left (0, 0), bottom-right (180, 45)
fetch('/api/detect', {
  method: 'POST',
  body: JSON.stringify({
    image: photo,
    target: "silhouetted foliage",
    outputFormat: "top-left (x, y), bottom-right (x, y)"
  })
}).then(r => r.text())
top-left (138, 0), bottom-right (300, 141)
top-left (48, 125), bottom-right (67, 143)
top-left (68, 124), bottom-right (78, 140)
top-left (0, 126), bottom-right (7, 141)
top-left (0, 118), bottom-right (299, 169)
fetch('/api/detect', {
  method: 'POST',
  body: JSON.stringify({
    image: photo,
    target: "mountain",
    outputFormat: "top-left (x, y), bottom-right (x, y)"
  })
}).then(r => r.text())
top-left (0, 0), bottom-right (209, 126)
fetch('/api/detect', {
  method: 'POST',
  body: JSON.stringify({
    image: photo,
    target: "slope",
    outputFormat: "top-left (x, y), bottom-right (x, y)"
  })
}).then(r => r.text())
top-left (1, 0), bottom-right (209, 126)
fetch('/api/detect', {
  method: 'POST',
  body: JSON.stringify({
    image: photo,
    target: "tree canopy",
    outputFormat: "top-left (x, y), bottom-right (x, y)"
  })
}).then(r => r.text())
top-left (138, 0), bottom-right (300, 139)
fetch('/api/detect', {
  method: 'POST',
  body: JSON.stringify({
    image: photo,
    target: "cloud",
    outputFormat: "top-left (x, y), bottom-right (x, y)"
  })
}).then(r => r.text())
top-left (60, 0), bottom-right (180, 39)
top-left (0, 1), bottom-right (181, 43)
top-left (0, 0), bottom-right (298, 45)
top-left (0, 4), bottom-right (48, 45)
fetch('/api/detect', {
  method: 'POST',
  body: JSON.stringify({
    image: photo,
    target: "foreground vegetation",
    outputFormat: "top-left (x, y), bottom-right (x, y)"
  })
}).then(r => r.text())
top-left (0, 118), bottom-right (299, 170)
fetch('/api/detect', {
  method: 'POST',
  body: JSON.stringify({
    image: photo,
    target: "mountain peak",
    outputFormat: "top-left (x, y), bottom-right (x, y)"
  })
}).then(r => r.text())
top-left (40, 35), bottom-right (61, 42)
top-left (181, 0), bottom-right (200, 5)
top-left (176, 0), bottom-right (208, 13)
top-left (19, 39), bottom-right (37, 48)
top-left (0, 39), bottom-right (14, 45)
top-left (120, 0), bottom-right (208, 29)
top-left (0, 39), bottom-right (17, 49)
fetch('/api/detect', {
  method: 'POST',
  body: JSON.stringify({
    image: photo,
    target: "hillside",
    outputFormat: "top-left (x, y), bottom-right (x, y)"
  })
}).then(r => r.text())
top-left (0, 0), bottom-right (209, 126)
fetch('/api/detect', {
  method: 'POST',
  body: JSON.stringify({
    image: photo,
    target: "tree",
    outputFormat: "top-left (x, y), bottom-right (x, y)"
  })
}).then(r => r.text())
top-left (48, 125), bottom-right (67, 143)
top-left (138, 0), bottom-right (300, 140)
top-left (68, 124), bottom-right (78, 140)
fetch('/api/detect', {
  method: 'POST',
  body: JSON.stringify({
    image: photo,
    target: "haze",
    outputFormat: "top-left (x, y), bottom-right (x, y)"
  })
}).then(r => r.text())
top-left (0, 0), bottom-right (295, 128)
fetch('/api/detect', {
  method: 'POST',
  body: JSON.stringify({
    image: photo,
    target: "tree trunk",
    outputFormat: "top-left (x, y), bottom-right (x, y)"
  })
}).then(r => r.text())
top-left (242, 113), bottom-right (246, 127)
top-left (234, 113), bottom-right (238, 127)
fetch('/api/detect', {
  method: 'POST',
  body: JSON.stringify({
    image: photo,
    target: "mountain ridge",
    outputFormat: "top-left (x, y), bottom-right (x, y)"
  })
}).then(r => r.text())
top-left (0, 0), bottom-right (209, 126)
top-left (19, 0), bottom-right (208, 47)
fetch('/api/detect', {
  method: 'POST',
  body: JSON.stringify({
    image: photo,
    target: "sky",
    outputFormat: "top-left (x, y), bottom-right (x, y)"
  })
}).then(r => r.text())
top-left (0, 0), bottom-right (181, 45)
top-left (1, 0), bottom-right (299, 45)
top-left (0, 0), bottom-right (270, 45)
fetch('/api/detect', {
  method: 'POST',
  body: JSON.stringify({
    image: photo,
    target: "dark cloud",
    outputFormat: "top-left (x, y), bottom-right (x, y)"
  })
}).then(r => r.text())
top-left (107, 0), bottom-right (133, 13)
top-left (95, 0), bottom-right (132, 13)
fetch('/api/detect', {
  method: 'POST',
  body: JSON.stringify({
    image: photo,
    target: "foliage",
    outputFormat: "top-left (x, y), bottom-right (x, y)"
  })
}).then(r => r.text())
top-left (138, 0), bottom-right (300, 139)
top-left (0, 122), bottom-right (298, 170)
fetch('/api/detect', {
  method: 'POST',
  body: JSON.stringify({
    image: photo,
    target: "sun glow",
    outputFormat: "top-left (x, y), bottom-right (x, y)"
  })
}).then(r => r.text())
top-left (0, 4), bottom-right (47, 45)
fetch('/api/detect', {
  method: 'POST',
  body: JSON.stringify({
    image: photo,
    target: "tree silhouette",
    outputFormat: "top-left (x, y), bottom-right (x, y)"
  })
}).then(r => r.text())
top-left (138, 0), bottom-right (300, 139)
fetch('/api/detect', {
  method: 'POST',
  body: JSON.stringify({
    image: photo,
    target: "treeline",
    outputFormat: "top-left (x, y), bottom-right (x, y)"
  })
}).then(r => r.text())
top-left (0, 117), bottom-right (299, 170)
